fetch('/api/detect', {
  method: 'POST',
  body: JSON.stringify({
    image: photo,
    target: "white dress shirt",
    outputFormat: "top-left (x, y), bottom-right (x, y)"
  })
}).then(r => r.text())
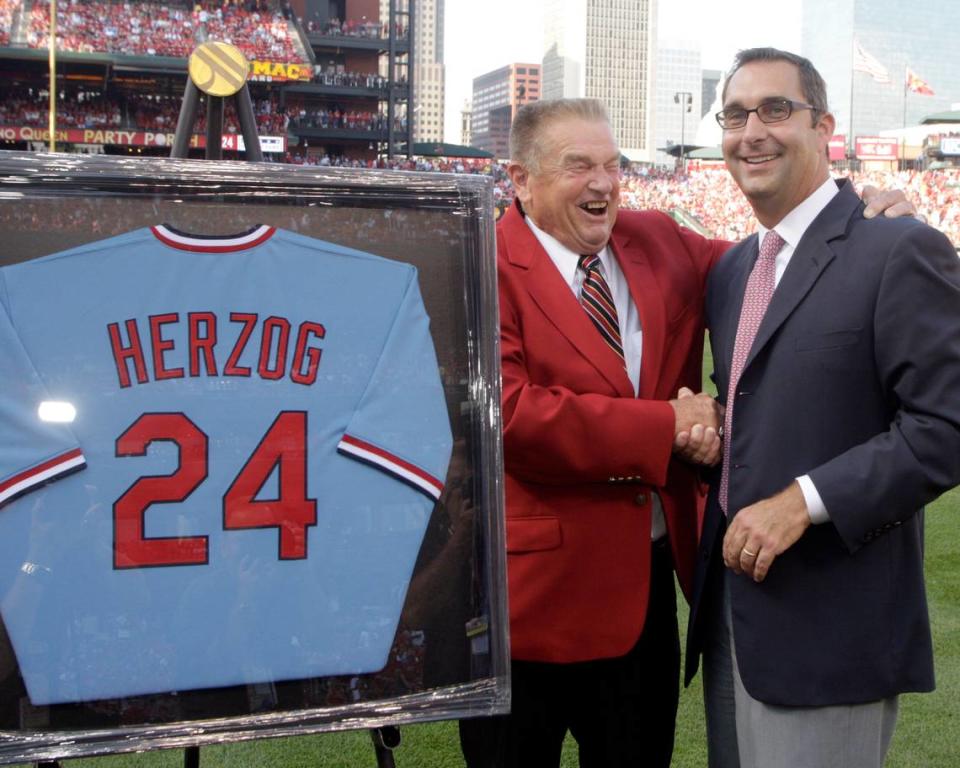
top-left (757, 176), bottom-right (838, 524)
top-left (524, 214), bottom-right (667, 539)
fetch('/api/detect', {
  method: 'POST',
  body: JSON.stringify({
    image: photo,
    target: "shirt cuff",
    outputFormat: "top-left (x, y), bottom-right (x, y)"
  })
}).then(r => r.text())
top-left (796, 474), bottom-right (830, 524)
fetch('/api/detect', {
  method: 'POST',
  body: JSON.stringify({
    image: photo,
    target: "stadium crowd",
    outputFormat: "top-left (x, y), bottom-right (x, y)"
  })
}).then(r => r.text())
top-left (620, 167), bottom-right (758, 241)
top-left (304, 16), bottom-right (406, 40)
top-left (129, 93), bottom-right (289, 133)
top-left (617, 166), bottom-right (960, 246)
top-left (268, 156), bottom-right (959, 247)
top-left (0, 89), bottom-right (289, 134)
top-left (286, 106), bottom-right (406, 133)
top-left (312, 67), bottom-right (392, 90)
top-left (287, 154), bottom-right (501, 175)
top-left (852, 168), bottom-right (960, 246)
top-left (26, 0), bottom-right (305, 62)
top-left (0, 90), bottom-right (123, 129)
top-left (0, 0), bottom-right (16, 47)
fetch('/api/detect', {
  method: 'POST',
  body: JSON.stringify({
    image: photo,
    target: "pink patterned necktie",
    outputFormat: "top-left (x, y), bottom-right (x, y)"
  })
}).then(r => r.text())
top-left (719, 230), bottom-right (785, 514)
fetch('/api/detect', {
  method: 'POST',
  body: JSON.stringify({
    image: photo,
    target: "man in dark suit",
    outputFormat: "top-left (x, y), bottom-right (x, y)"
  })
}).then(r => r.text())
top-left (458, 97), bottom-right (728, 768)
top-left (686, 48), bottom-right (960, 768)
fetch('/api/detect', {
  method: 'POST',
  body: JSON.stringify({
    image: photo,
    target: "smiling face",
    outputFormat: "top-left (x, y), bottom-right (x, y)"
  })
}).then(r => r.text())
top-left (507, 116), bottom-right (621, 255)
top-left (721, 59), bottom-right (835, 228)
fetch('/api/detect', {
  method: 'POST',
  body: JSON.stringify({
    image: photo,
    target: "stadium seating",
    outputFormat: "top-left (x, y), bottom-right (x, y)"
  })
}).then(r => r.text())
top-left (286, 105), bottom-right (404, 133)
top-left (304, 16), bottom-right (406, 40)
top-left (26, 0), bottom-right (306, 62)
top-left (0, 0), bottom-right (19, 47)
top-left (619, 166), bottom-right (960, 248)
top-left (0, 89), bottom-right (288, 134)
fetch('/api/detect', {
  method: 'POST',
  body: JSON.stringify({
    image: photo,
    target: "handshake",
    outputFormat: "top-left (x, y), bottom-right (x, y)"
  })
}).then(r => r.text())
top-left (670, 387), bottom-right (724, 467)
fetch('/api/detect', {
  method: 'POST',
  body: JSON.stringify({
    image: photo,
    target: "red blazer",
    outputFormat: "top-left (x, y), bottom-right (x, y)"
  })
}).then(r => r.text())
top-left (499, 201), bottom-right (727, 663)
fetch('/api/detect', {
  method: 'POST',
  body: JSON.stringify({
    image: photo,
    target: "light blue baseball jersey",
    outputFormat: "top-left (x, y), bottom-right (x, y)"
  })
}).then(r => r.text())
top-left (0, 225), bottom-right (452, 705)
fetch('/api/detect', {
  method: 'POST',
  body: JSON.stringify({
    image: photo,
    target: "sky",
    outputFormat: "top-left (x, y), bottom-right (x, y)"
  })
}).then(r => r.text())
top-left (442, 0), bottom-right (803, 142)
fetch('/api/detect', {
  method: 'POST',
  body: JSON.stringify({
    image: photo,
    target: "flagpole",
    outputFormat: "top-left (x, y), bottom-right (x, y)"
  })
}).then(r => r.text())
top-left (902, 65), bottom-right (908, 171)
top-left (48, 0), bottom-right (57, 152)
top-left (849, 39), bottom-right (855, 169)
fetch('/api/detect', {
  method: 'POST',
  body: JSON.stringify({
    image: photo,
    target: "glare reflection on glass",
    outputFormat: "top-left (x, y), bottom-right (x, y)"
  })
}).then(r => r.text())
top-left (38, 401), bottom-right (77, 423)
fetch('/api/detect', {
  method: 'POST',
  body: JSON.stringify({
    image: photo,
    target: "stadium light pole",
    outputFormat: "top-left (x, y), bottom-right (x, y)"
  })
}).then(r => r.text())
top-left (674, 91), bottom-right (692, 174)
top-left (48, 0), bottom-right (57, 151)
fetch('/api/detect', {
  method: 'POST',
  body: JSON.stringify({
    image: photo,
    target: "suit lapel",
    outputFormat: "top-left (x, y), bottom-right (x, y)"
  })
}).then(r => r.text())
top-left (742, 183), bottom-right (860, 373)
top-left (501, 205), bottom-right (633, 396)
top-left (611, 229), bottom-right (665, 399)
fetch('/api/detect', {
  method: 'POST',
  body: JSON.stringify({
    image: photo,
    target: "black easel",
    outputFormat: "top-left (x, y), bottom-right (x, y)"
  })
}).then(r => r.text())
top-left (371, 725), bottom-right (402, 767)
top-left (184, 746), bottom-right (200, 768)
top-left (170, 79), bottom-right (263, 161)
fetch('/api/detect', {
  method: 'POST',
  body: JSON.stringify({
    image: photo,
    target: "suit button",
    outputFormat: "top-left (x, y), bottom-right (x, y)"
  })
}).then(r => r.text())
top-left (635, 493), bottom-right (648, 506)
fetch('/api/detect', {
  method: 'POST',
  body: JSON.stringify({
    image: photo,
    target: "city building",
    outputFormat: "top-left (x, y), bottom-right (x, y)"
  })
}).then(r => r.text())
top-left (407, 0), bottom-right (444, 142)
top-left (701, 69), bottom-right (722, 119)
top-left (542, 0), bottom-right (586, 101)
top-left (298, 0), bottom-right (412, 160)
top-left (801, 0), bottom-right (960, 149)
top-left (542, 0), bottom-right (657, 161)
top-left (653, 43), bottom-right (702, 168)
top-left (470, 62), bottom-right (540, 158)
top-left (460, 100), bottom-right (472, 147)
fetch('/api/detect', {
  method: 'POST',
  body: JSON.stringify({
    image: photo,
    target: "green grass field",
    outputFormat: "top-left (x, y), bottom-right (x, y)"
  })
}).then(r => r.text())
top-left (19, 343), bottom-right (960, 766)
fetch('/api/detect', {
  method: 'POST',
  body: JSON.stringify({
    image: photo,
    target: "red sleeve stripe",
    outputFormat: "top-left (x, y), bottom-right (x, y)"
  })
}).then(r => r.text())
top-left (337, 434), bottom-right (444, 501)
top-left (150, 224), bottom-right (276, 252)
top-left (0, 448), bottom-right (85, 506)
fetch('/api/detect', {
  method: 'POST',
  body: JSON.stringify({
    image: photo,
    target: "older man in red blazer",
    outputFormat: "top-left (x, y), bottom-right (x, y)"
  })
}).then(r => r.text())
top-left (459, 97), bottom-right (727, 768)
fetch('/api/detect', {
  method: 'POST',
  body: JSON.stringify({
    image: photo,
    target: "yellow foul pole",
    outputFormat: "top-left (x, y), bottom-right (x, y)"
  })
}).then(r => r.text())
top-left (48, 0), bottom-right (56, 152)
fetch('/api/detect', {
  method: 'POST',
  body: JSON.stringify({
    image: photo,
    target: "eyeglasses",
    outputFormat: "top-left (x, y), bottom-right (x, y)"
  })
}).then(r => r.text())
top-left (715, 99), bottom-right (818, 130)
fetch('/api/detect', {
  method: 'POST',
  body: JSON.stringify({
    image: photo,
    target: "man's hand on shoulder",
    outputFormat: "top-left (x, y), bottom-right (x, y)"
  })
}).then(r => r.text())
top-left (671, 387), bottom-right (723, 466)
top-left (861, 184), bottom-right (921, 221)
top-left (722, 482), bottom-right (810, 583)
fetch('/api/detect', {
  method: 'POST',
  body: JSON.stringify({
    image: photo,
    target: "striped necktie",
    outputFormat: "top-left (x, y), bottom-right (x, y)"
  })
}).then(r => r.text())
top-left (719, 229), bottom-right (786, 514)
top-left (578, 253), bottom-right (624, 362)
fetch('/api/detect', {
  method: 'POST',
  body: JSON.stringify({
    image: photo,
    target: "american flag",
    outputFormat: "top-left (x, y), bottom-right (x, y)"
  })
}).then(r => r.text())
top-left (852, 39), bottom-right (890, 84)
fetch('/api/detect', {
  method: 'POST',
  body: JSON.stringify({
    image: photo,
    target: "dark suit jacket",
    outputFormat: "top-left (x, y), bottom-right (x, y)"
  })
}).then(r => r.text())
top-left (498, 200), bottom-right (727, 663)
top-left (686, 180), bottom-right (960, 705)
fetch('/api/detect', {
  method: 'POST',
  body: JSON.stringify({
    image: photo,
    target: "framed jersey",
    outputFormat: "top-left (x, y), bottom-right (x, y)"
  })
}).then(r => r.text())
top-left (0, 153), bottom-right (506, 761)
